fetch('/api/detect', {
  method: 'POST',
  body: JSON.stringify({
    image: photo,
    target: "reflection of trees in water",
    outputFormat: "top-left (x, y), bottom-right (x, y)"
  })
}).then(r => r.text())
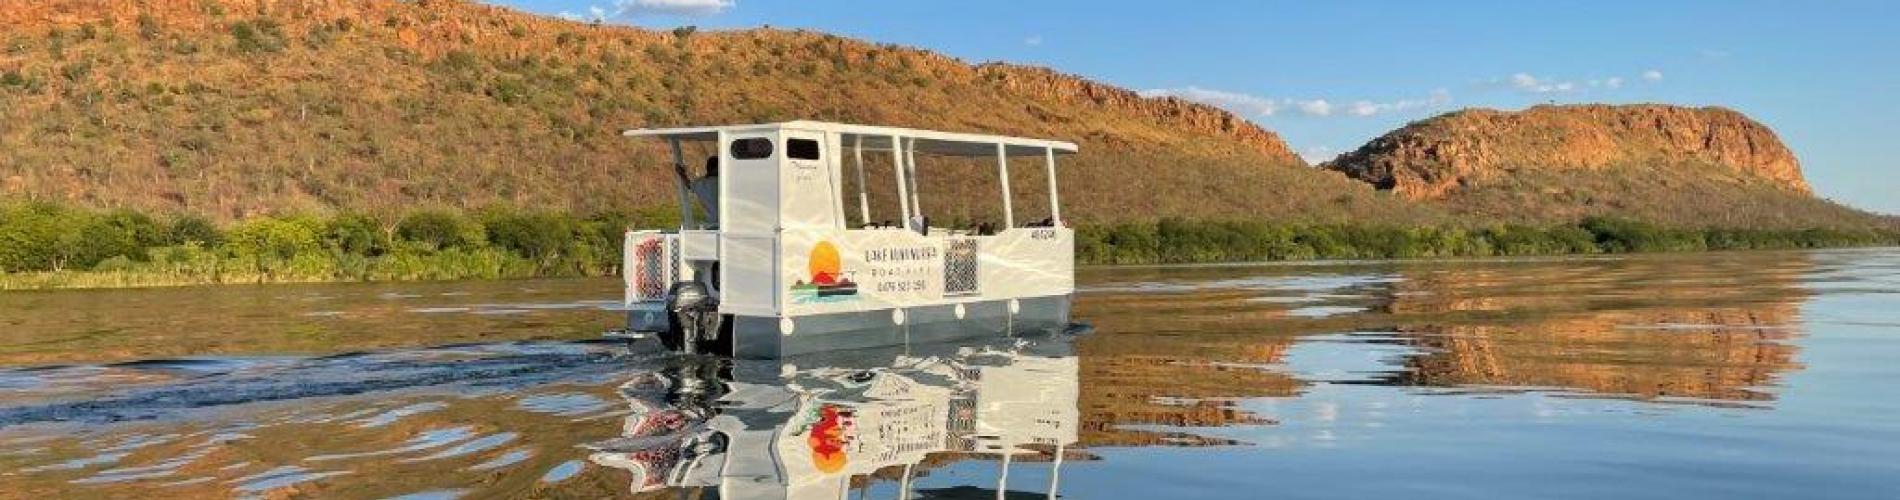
top-left (1377, 255), bottom-right (1811, 404)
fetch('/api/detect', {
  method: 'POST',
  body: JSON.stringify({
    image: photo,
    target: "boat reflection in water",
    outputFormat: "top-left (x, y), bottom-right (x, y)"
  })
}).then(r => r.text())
top-left (585, 333), bottom-right (1080, 498)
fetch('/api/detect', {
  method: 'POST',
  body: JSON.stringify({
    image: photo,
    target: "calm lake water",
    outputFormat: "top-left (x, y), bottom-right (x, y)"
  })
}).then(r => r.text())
top-left (2, 249), bottom-right (1898, 499)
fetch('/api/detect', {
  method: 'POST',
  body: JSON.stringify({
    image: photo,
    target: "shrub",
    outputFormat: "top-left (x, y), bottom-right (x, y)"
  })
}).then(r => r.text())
top-left (100, 209), bottom-right (167, 256)
top-left (434, 50), bottom-right (482, 73)
top-left (165, 214), bottom-right (224, 246)
top-left (323, 212), bottom-right (390, 256)
top-left (482, 209), bottom-right (575, 262)
top-left (137, 14), bottom-right (162, 40)
top-left (222, 217), bottom-right (321, 262)
top-left (395, 210), bottom-right (484, 251)
top-left (231, 18), bottom-right (286, 53)
top-left (0, 203), bottom-right (64, 272)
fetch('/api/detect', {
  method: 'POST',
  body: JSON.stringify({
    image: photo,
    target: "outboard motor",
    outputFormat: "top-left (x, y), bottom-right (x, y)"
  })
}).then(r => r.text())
top-left (663, 281), bottom-right (725, 354)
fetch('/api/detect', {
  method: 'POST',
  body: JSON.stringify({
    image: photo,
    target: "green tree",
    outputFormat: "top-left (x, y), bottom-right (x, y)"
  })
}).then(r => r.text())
top-left (221, 217), bottom-right (321, 275)
top-left (324, 212), bottom-right (390, 256)
top-left (165, 214), bottom-right (224, 246)
top-left (482, 209), bottom-right (575, 266)
top-left (395, 210), bottom-right (484, 251)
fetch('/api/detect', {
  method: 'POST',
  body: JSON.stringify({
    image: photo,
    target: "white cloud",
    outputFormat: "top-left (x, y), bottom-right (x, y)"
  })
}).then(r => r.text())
top-left (1138, 87), bottom-right (1283, 117)
top-left (1348, 101), bottom-right (1380, 117)
top-left (1295, 99), bottom-right (1333, 117)
top-left (1498, 70), bottom-right (1654, 93)
top-left (1509, 73), bottom-right (1541, 89)
top-left (1345, 89), bottom-right (1451, 117)
top-left (613, 0), bottom-right (736, 17)
top-left (1142, 87), bottom-right (1450, 119)
top-left (1507, 72), bottom-right (1578, 94)
top-left (1024, 36), bottom-right (1043, 46)
top-left (1299, 145), bottom-right (1340, 164)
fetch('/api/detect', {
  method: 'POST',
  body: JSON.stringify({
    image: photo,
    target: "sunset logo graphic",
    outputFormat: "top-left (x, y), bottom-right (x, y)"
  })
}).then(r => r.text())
top-left (791, 241), bottom-right (859, 303)
top-left (804, 404), bottom-right (852, 474)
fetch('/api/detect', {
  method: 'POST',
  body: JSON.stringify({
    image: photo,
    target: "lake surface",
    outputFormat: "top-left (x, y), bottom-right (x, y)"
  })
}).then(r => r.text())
top-left (2, 249), bottom-right (1898, 499)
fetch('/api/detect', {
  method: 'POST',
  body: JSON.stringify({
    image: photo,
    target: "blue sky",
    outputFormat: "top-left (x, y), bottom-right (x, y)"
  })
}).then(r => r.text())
top-left (491, 0), bottom-right (1899, 214)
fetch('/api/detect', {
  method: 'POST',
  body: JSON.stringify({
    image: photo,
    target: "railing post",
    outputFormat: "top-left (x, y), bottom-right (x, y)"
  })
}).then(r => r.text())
top-left (670, 137), bottom-right (694, 228)
top-left (854, 135), bottom-right (871, 226)
top-left (891, 135), bottom-right (911, 226)
top-left (1044, 147), bottom-right (1062, 226)
top-left (996, 143), bottom-right (1014, 228)
top-left (906, 138), bottom-right (922, 226)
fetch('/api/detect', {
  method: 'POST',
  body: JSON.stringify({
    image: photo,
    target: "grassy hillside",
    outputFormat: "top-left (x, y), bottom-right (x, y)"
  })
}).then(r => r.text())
top-left (0, 0), bottom-right (1428, 225)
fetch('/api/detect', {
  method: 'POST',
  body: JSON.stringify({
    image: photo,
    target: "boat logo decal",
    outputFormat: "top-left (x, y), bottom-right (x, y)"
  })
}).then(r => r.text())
top-left (798, 403), bottom-right (853, 473)
top-left (792, 240), bottom-right (860, 303)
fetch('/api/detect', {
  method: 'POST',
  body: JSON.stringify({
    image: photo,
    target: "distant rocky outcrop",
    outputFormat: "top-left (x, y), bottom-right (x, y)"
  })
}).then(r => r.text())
top-left (1323, 104), bottom-right (1809, 200)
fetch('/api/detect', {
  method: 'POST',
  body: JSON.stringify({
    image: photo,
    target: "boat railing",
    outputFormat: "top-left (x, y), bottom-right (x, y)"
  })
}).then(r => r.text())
top-left (624, 230), bottom-right (680, 304)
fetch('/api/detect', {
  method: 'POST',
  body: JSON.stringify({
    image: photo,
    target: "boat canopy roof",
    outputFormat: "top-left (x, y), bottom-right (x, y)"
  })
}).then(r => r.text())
top-left (621, 120), bottom-right (1079, 158)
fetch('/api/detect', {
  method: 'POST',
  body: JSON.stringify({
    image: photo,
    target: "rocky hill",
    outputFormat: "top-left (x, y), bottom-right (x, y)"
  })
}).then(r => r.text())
top-left (1323, 105), bottom-right (1882, 228)
top-left (0, 0), bottom-right (1433, 225)
top-left (1325, 105), bottom-right (1807, 199)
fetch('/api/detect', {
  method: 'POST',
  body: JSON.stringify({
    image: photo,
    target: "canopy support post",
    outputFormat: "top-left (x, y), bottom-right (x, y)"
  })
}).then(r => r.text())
top-left (996, 452), bottom-right (1011, 500)
top-left (891, 135), bottom-right (912, 227)
top-left (996, 143), bottom-right (1014, 228)
top-left (853, 135), bottom-right (871, 226)
top-left (906, 138), bottom-right (923, 229)
top-left (1044, 147), bottom-right (1062, 226)
top-left (898, 463), bottom-right (915, 500)
top-left (1047, 443), bottom-right (1065, 499)
top-left (669, 137), bottom-right (694, 229)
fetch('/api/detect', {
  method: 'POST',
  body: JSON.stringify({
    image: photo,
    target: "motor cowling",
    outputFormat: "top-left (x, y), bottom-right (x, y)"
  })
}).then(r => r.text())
top-left (662, 281), bottom-right (723, 354)
top-left (668, 281), bottom-right (713, 312)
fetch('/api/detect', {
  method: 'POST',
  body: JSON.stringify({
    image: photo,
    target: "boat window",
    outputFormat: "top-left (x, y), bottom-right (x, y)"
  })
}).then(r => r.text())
top-left (909, 154), bottom-right (1010, 235)
top-left (1008, 153), bottom-right (1056, 227)
top-left (842, 148), bottom-right (902, 229)
top-left (787, 138), bottom-right (821, 161)
top-left (730, 138), bottom-right (774, 160)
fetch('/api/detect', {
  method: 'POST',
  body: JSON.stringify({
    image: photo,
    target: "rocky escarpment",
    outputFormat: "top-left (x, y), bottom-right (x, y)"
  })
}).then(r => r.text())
top-left (1323, 105), bottom-right (1809, 200)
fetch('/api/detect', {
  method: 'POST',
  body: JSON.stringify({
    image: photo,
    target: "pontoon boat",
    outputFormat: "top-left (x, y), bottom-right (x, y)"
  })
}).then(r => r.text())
top-left (618, 121), bottom-right (1076, 358)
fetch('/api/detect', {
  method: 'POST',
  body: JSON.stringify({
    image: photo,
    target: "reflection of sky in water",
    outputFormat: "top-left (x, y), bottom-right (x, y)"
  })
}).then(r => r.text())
top-left (515, 393), bottom-right (613, 417)
top-left (1081, 273), bottom-right (1401, 294)
top-left (539, 460), bottom-right (585, 483)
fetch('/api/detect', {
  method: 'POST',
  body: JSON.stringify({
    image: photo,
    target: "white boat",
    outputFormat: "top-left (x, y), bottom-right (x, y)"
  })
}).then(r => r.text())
top-left (618, 121), bottom-right (1077, 358)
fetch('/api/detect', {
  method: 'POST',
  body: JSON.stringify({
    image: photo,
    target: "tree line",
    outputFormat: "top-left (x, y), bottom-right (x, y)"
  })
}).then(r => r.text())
top-left (1075, 217), bottom-right (1899, 264)
top-left (1, 202), bottom-right (1894, 288)
top-left (0, 202), bottom-right (678, 287)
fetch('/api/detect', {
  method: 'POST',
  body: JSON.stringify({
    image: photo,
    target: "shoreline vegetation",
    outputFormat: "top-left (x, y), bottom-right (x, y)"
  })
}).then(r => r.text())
top-left (1, 202), bottom-right (1895, 290)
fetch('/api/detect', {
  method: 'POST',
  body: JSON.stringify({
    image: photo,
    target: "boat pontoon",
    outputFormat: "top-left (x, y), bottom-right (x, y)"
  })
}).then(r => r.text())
top-left (618, 121), bottom-right (1077, 358)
